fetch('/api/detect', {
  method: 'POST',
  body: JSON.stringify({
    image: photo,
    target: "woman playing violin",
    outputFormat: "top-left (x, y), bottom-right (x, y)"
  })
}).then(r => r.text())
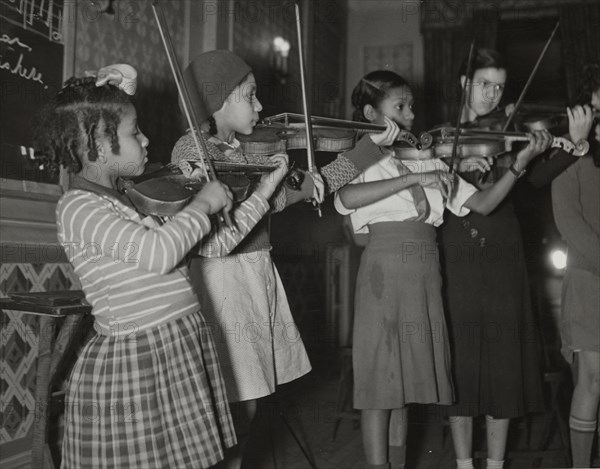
top-left (334, 69), bottom-right (551, 469)
top-left (436, 48), bottom-right (585, 469)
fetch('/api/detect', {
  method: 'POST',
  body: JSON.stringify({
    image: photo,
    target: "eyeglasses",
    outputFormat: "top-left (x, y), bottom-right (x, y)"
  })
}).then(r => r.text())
top-left (470, 81), bottom-right (505, 101)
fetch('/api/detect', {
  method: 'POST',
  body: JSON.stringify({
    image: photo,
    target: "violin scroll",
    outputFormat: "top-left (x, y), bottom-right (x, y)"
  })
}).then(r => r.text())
top-left (417, 131), bottom-right (433, 150)
top-left (394, 130), bottom-right (433, 150)
top-left (560, 137), bottom-right (589, 157)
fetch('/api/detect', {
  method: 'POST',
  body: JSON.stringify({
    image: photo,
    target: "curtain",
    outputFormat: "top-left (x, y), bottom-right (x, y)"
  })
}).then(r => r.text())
top-left (560, 3), bottom-right (600, 103)
top-left (423, 7), bottom-right (499, 127)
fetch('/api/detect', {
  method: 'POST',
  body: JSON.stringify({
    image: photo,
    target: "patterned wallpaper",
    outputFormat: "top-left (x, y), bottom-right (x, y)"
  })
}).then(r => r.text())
top-left (74, 0), bottom-right (188, 164)
top-left (232, 0), bottom-right (303, 116)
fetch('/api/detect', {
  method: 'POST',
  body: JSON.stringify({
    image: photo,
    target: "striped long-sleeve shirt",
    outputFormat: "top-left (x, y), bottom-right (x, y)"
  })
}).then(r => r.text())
top-left (194, 191), bottom-right (270, 257)
top-left (57, 182), bottom-right (269, 335)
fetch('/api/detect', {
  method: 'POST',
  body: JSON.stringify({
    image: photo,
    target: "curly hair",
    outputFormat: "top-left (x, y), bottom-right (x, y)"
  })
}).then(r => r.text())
top-left (571, 63), bottom-right (600, 166)
top-left (351, 70), bottom-right (409, 122)
top-left (207, 115), bottom-right (218, 136)
top-left (34, 76), bottom-right (132, 174)
top-left (576, 62), bottom-right (600, 106)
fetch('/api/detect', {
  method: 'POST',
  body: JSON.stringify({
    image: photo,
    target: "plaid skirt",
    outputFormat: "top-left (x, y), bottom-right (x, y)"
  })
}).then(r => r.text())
top-left (61, 313), bottom-right (236, 469)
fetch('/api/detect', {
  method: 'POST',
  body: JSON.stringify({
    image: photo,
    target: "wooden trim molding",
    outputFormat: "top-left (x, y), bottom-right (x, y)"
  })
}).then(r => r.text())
top-left (0, 183), bottom-right (63, 255)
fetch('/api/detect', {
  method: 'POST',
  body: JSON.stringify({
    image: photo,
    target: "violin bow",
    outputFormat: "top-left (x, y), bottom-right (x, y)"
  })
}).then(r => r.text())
top-left (151, 0), bottom-right (235, 229)
top-left (503, 21), bottom-right (560, 132)
top-left (295, 2), bottom-right (322, 217)
top-left (450, 39), bottom-right (475, 175)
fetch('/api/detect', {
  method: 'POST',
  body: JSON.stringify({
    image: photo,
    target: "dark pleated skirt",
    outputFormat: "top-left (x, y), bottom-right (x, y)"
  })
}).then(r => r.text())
top-left (439, 201), bottom-right (544, 419)
top-left (353, 221), bottom-right (454, 409)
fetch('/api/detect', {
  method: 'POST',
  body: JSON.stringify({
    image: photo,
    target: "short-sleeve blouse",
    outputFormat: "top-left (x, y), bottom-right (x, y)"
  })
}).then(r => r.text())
top-left (334, 153), bottom-right (478, 234)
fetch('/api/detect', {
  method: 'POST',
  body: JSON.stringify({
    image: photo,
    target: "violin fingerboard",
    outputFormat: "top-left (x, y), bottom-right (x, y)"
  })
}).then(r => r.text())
top-left (242, 140), bottom-right (287, 157)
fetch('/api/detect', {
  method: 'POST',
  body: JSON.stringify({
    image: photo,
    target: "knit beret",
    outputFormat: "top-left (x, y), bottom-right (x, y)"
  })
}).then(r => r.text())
top-left (183, 50), bottom-right (252, 123)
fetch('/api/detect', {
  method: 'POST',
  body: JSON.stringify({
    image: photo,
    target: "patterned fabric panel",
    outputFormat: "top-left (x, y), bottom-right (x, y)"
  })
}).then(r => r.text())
top-left (0, 263), bottom-right (79, 446)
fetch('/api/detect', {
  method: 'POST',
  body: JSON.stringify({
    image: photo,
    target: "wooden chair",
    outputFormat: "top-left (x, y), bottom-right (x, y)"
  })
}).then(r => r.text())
top-left (0, 292), bottom-right (92, 468)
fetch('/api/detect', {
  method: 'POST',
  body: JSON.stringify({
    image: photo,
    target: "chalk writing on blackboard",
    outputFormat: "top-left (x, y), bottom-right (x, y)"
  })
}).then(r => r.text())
top-left (1, 33), bottom-right (47, 88)
top-left (1, 0), bottom-right (64, 184)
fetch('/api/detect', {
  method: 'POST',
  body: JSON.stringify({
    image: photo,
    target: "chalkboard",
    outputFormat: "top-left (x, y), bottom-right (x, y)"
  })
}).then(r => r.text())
top-left (1, 0), bottom-right (66, 184)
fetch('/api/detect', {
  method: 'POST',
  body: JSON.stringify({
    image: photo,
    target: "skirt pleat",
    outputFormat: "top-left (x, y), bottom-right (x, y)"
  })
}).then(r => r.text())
top-left (61, 313), bottom-right (236, 469)
top-left (188, 252), bottom-right (312, 403)
top-left (439, 206), bottom-right (545, 418)
top-left (353, 222), bottom-right (454, 409)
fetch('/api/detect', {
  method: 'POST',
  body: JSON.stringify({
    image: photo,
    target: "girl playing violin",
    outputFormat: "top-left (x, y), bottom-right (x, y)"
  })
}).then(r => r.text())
top-left (170, 50), bottom-right (397, 469)
top-left (552, 62), bottom-right (600, 468)
top-left (36, 68), bottom-right (239, 468)
top-left (334, 69), bottom-right (551, 469)
top-left (436, 48), bottom-right (589, 469)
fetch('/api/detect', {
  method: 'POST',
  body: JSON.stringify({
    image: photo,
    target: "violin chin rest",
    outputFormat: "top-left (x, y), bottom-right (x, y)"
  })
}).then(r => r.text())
top-left (284, 168), bottom-right (305, 191)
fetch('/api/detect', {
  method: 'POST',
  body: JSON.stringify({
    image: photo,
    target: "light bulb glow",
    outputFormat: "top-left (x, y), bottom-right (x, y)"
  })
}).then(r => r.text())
top-left (273, 36), bottom-right (290, 57)
top-left (550, 249), bottom-right (567, 270)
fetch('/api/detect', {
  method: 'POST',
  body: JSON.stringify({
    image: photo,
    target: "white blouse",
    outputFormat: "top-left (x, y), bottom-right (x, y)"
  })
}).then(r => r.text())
top-left (334, 153), bottom-right (478, 234)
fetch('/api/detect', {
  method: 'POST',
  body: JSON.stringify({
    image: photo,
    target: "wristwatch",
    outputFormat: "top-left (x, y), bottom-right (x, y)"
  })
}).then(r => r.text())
top-left (509, 162), bottom-right (526, 179)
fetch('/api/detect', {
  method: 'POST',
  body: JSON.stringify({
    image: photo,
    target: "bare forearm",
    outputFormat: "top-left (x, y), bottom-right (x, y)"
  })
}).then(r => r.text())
top-left (338, 174), bottom-right (419, 209)
top-left (464, 169), bottom-right (517, 215)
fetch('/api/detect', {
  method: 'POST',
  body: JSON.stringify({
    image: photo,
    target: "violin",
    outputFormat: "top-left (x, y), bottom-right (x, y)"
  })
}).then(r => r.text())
top-left (237, 112), bottom-right (432, 156)
top-left (442, 127), bottom-right (589, 156)
top-left (515, 108), bottom-right (599, 133)
top-left (468, 104), bottom-right (600, 133)
top-left (392, 126), bottom-right (590, 161)
top-left (117, 160), bottom-right (278, 217)
top-left (236, 112), bottom-right (432, 195)
top-left (392, 136), bottom-right (509, 161)
top-left (118, 165), bottom-right (203, 217)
